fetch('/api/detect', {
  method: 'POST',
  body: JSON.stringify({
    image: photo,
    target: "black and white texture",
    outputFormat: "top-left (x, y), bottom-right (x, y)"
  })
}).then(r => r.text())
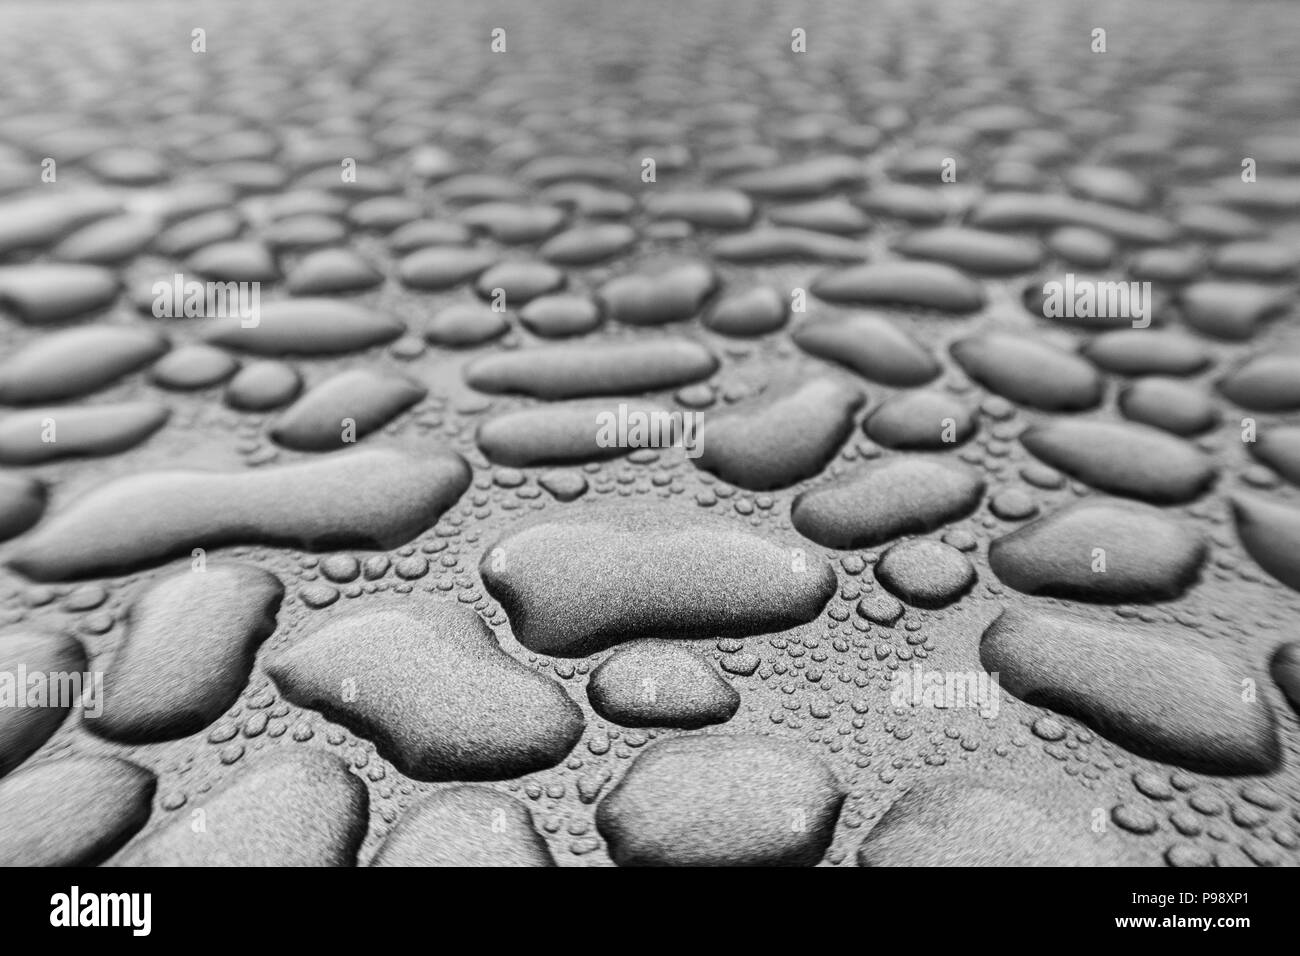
top-left (0, 0), bottom-right (1299, 867)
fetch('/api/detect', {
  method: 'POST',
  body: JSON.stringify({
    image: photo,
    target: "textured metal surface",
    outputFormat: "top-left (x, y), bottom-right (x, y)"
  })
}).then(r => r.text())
top-left (1, 0), bottom-right (1299, 867)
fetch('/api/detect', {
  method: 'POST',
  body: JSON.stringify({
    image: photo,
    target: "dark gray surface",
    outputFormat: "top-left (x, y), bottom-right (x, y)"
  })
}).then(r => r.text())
top-left (0, 0), bottom-right (1298, 867)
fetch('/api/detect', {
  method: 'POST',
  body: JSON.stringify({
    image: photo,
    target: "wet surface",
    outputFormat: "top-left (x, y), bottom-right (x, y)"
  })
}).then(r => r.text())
top-left (0, 0), bottom-right (1299, 867)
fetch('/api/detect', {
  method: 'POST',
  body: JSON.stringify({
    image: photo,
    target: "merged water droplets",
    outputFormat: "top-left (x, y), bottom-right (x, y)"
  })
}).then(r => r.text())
top-left (859, 778), bottom-right (1126, 866)
top-left (0, 402), bottom-right (169, 464)
top-left (586, 640), bottom-right (740, 730)
top-left (0, 326), bottom-right (168, 404)
top-left (9, 449), bottom-right (470, 579)
top-left (1020, 420), bottom-right (1217, 504)
top-left (111, 749), bottom-right (368, 867)
top-left (596, 735), bottom-right (844, 867)
top-left (793, 314), bottom-right (940, 387)
top-left (981, 608), bottom-right (1279, 775)
top-left (951, 333), bottom-right (1102, 412)
top-left (203, 299), bottom-right (404, 355)
top-left (792, 458), bottom-right (985, 549)
top-left (94, 565), bottom-right (283, 743)
top-left (811, 261), bottom-right (986, 313)
top-left (464, 340), bottom-right (717, 398)
top-left (693, 378), bottom-right (864, 490)
top-left (0, 0), bottom-right (1298, 869)
top-left (267, 601), bottom-right (584, 781)
top-left (0, 757), bottom-right (155, 866)
top-left (989, 499), bottom-right (1206, 601)
top-left (270, 370), bottom-right (426, 451)
top-left (482, 503), bottom-right (835, 656)
top-left (0, 630), bottom-right (86, 776)
top-left (369, 787), bottom-right (554, 867)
